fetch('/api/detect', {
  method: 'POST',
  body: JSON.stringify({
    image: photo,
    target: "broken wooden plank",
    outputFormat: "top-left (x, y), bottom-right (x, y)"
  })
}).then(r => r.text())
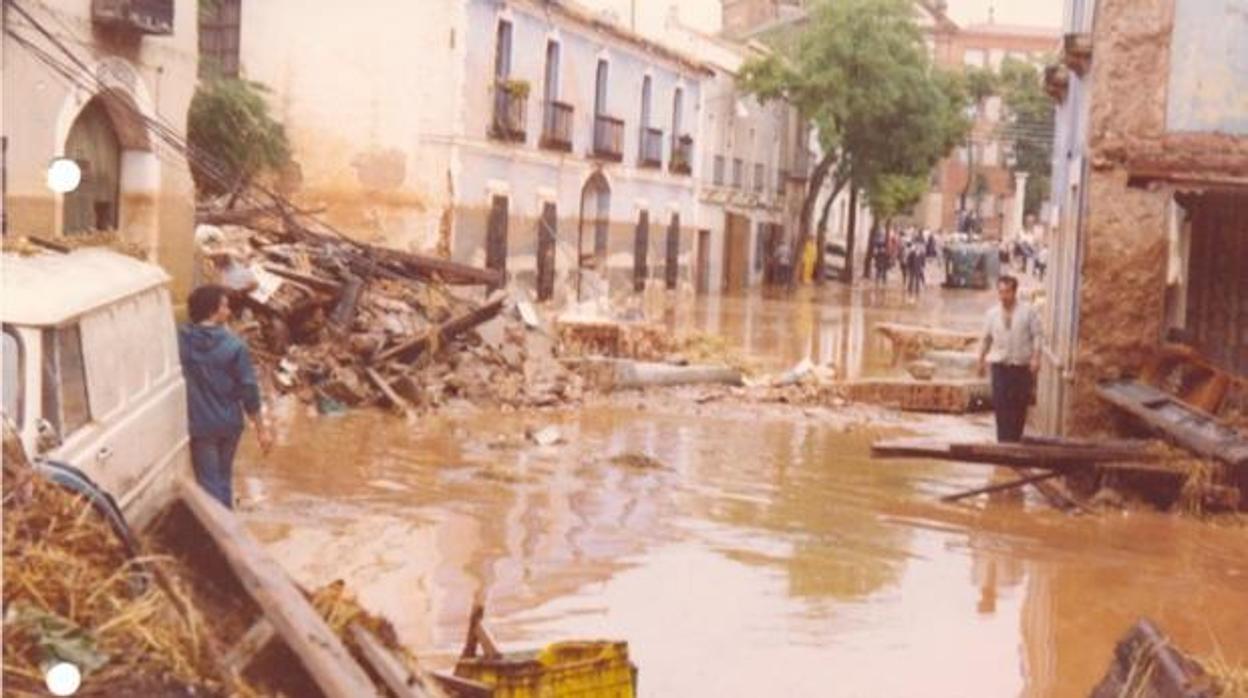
top-left (941, 471), bottom-right (1061, 502)
top-left (223, 617), bottom-right (277, 674)
top-left (330, 274), bottom-right (365, 330)
top-left (362, 244), bottom-right (504, 287)
top-left (871, 438), bottom-right (1178, 476)
top-left (176, 478), bottom-right (381, 698)
top-left (1098, 380), bottom-right (1248, 467)
top-left (376, 291), bottom-right (508, 364)
top-left (365, 367), bottom-right (414, 418)
top-left (263, 263), bottom-right (344, 293)
top-left (348, 624), bottom-right (432, 698)
top-left (1090, 619), bottom-right (1218, 698)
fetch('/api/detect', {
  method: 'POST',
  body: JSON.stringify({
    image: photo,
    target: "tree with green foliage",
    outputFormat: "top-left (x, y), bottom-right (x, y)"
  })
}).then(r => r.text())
top-left (186, 78), bottom-right (291, 203)
top-left (996, 57), bottom-right (1054, 217)
top-left (740, 0), bottom-right (969, 284)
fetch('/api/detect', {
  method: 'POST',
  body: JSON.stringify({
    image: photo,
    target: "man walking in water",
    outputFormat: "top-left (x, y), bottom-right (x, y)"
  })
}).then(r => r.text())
top-left (977, 275), bottom-right (1042, 442)
top-left (179, 284), bottom-right (273, 508)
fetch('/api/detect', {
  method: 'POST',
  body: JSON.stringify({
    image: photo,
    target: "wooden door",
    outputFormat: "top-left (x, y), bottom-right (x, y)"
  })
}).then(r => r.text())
top-left (633, 210), bottom-right (649, 292)
top-left (486, 195), bottom-right (508, 291)
top-left (723, 212), bottom-right (750, 292)
top-left (695, 229), bottom-right (711, 294)
top-left (537, 201), bottom-right (557, 301)
top-left (665, 213), bottom-right (680, 290)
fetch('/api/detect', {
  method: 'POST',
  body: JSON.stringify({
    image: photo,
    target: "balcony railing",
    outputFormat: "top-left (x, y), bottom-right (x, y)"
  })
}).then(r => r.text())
top-left (491, 83), bottom-right (528, 143)
top-left (639, 127), bottom-right (663, 168)
top-left (592, 114), bottom-right (624, 162)
top-left (670, 134), bottom-right (693, 175)
top-left (92, 0), bottom-right (173, 35)
top-left (541, 100), bottom-right (574, 152)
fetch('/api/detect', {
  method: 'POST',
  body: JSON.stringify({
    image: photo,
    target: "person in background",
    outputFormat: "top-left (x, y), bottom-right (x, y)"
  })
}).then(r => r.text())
top-left (179, 284), bottom-right (273, 508)
top-left (977, 275), bottom-right (1042, 442)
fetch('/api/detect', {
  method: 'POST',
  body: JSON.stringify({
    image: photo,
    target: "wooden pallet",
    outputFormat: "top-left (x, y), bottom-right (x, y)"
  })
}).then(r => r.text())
top-left (841, 378), bottom-right (991, 413)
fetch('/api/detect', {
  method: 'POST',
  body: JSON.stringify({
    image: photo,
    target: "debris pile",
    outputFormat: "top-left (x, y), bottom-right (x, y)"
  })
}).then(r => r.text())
top-left (194, 216), bottom-right (584, 414)
top-left (2, 436), bottom-right (226, 696)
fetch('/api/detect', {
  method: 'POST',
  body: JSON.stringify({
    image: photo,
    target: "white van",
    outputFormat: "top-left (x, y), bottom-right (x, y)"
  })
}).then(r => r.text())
top-left (2, 247), bottom-right (189, 529)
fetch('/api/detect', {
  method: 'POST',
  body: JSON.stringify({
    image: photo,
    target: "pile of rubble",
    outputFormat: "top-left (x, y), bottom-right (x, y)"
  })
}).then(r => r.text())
top-left (196, 211), bottom-right (584, 415)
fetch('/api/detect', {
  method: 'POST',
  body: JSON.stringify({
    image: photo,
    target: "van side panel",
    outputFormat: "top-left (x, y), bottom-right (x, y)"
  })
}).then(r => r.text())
top-left (53, 288), bottom-right (190, 521)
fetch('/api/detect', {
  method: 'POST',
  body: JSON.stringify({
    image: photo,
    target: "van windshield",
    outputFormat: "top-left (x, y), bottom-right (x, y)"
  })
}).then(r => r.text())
top-left (2, 328), bottom-right (21, 425)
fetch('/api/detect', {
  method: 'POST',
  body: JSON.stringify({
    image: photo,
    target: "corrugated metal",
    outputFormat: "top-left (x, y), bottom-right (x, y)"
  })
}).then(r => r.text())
top-left (1165, 0), bottom-right (1248, 134)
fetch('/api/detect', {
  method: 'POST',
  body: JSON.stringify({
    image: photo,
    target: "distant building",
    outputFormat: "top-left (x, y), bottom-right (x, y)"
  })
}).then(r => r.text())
top-left (2, 0), bottom-right (198, 295)
top-left (917, 8), bottom-right (1060, 239)
top-left (1037, 0), bottom-right (1248, 435)
top-left (225, 0), bottom-right (713, 302)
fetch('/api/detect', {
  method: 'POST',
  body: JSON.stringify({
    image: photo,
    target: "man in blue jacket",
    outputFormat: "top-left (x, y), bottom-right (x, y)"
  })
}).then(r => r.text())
top-left (179, 284), bottom-right (272, 508)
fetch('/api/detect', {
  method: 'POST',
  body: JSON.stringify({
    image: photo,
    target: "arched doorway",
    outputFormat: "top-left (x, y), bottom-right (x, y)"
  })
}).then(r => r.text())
top-left (577, 171), bottom-right (611, 297)
top-left (63, 97), bottom-right (122, 234)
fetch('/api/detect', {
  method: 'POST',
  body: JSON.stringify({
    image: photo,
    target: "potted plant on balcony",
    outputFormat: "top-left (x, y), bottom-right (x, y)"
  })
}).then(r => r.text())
top-left (498, 78), bottom-right (531, 99)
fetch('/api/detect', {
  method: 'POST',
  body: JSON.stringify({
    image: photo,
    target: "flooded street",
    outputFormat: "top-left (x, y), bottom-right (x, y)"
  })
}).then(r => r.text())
top-left (238, 286), bottom-right (1248, 697)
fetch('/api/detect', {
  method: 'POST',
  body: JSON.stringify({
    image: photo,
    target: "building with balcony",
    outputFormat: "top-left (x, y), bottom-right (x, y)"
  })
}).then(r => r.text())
top-left (228, 0), bottom-right (708, 303)
top-left (1036, 0), bottom-right (1248, 437)
top-left (2, 0), bottom-right (198, 296)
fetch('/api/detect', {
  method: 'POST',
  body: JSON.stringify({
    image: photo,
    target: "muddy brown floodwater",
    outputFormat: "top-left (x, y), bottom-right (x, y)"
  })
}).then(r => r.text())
top-left (238, 284), bottom-right (1248, 697)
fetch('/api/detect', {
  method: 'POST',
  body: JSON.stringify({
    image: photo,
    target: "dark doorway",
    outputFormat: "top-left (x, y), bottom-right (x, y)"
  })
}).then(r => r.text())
top-left (634, 209), bottom-right (649, 292)
top-left (536, 201), bottom-right (557, 301)
top-left (63, 98), bottom-right (121, 234)
top-left (723, 213), bottom-right (750, 293)
top-left (577, 171), bottom-right (611, 271)
top-left (486, 195), bottom-right (508, 291)
top-left (695, 228), bottom-right (711, 295)
top-left (1182, 192), bottom-right (1248, 376)
top-left (665, 213), bottom-right (680, 290)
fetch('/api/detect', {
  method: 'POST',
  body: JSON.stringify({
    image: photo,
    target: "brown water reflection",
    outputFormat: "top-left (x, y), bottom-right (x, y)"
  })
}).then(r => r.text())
top-left (238, 289), bottom-right (1248, 697)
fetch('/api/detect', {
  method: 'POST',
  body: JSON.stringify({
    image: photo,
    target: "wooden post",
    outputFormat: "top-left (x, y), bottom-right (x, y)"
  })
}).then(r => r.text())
top-left (176, 478), bottom-right (381, 698)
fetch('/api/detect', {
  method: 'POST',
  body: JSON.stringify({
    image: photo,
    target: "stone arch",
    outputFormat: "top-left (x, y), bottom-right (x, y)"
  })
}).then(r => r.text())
top-left (577, 170), bottom-right (612, 270)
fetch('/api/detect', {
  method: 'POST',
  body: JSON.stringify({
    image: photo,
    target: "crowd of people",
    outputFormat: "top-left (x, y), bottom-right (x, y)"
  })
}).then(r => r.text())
top-left (867, 226), bottom-right (941, 299)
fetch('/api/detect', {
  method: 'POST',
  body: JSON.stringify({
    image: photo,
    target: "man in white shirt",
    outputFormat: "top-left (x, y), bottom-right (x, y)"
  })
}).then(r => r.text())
top-left (977, 275), bottom-right (1042, 442)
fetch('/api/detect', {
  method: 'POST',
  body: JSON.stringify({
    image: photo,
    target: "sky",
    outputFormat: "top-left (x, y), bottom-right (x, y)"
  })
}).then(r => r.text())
top-left (945, 0), bottom-right (1063, 28)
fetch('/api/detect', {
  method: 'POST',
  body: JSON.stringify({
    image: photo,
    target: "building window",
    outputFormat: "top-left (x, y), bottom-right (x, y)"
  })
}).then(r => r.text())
top-left (714, 155), bottom-right (725, 185)
top-left (199, 0), bottom-right (241, 78)
top-left (595, 59), bottom-right (609, 116)
top-left (494, 20), bottom-right (513, 80)
top-left (544, 40), bottom-right (560, 103)
top-left (732, 158), bottom-right (744, 188)
top-left (42, 325), bottom-right (90, 439)
top-left (640, 75), bottom-right (652, 128)
top-left (754, 163), bottom-right (764, 192)
top-left (672, 87), bottom-right (684, 136)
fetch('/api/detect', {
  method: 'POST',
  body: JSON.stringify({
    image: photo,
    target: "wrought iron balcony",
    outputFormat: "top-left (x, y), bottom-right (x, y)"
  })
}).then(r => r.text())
top-left (491, 82), bottom-right (528, 143)
top-left (540, 100), bottom-right (574, 152)
top-left (592, 114), bottom-right (624, 162)
top-left (92, 0), bottom-right (173, 35)
top-left (670, 134), bottom-right (693, 176)
top-left (639, 127), bottom-right (663, 169)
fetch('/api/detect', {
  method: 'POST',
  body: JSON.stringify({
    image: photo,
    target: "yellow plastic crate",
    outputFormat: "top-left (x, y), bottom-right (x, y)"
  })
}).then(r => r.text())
top-left (454, 640), bottom-right (637, 698)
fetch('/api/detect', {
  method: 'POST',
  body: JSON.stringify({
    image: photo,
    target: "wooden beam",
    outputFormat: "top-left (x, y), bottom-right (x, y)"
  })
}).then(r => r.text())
top-left (348, 624), bottom-right (433, 698)
top-left (375, 291), bottom-right (508, 364)
top-left (223, 618), bottom-right (277, 674)
top-left (263, 264), bottom-right (344, 293)
top-left (1098, 380), bottom-right (1248, 468)
top-left (365, 368), bottom-right (414, 418)
top-left (176, 478), bottom-right (381, 698)
top-left (941, 471), bottom-right (1061, 502)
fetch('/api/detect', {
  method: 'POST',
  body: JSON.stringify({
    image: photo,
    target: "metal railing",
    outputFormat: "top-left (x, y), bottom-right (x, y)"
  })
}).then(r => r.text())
top-left (491, 84), bottom-right (528, 142)
top-left (670, 134), bottom-right (693, 175)
top-left (540, 100), bottom-right (574, 152)
top-left (592, 114), bottom-right (624, 161)
top-left (639, 127), bottom-right (663, 168)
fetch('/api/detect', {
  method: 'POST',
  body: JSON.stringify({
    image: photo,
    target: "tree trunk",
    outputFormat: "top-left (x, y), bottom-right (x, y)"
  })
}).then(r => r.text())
top-left (788, 151), bottom-right (837, 289)
top-left (840, 185), bottom-right (860, 284)
top-left (813, 176), bottom-right (848, 285)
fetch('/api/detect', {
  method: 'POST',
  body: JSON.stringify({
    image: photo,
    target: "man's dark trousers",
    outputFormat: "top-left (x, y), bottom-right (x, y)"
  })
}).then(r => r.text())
top-left (991, 363), bottom-right (1032, 443)
top-left (191, 431), bottom-right (241, 508)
